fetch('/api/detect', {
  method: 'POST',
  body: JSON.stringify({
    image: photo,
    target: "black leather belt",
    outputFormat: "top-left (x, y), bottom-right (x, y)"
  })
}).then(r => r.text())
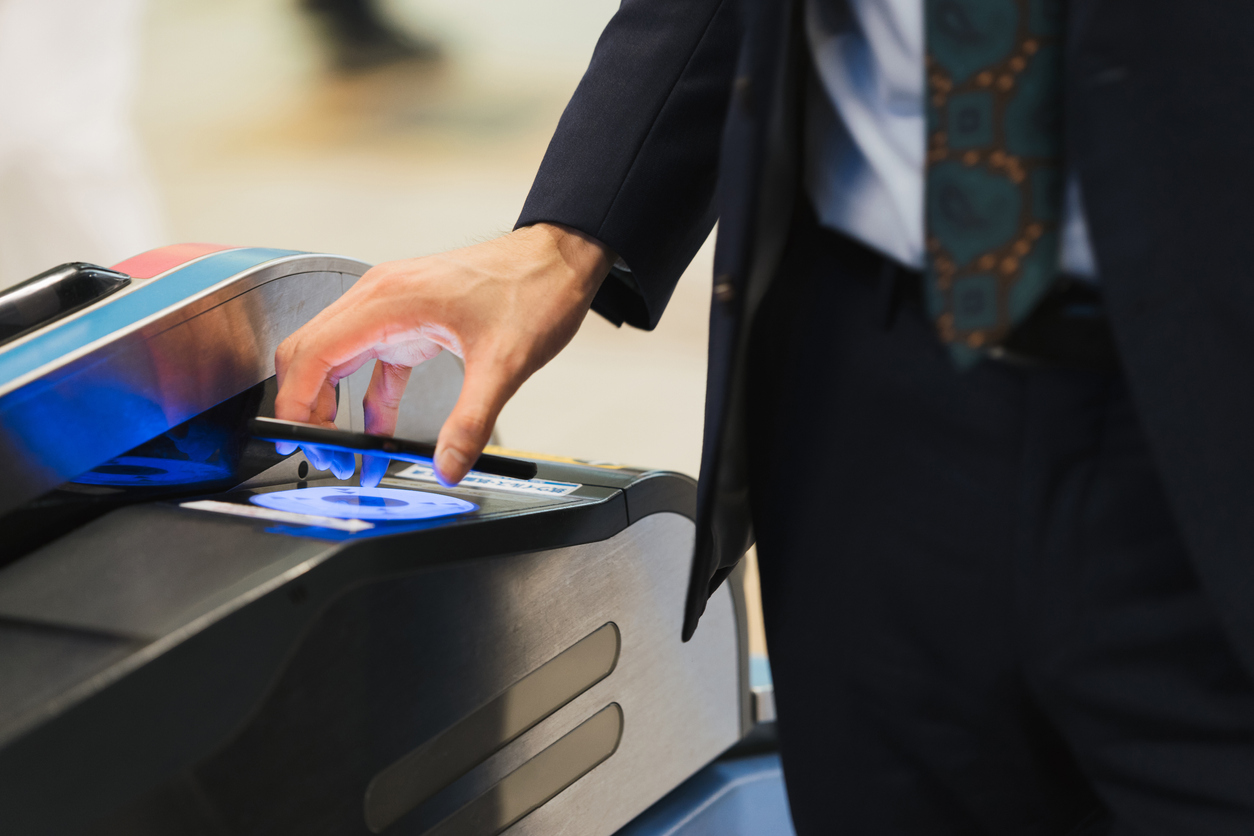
top-left (989, 278), bottom-right (1121, 373)
top-left (829, 234), bottom-right (1121, 374)
top-left (807, 218), bottom-right (1121, 374)
top-left (886, 268), bottom-right (1120, 374)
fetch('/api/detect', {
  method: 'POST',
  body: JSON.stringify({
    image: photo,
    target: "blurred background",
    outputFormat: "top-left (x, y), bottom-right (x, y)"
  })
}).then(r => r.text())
top-left (0, 0), bottom-right (763, 649)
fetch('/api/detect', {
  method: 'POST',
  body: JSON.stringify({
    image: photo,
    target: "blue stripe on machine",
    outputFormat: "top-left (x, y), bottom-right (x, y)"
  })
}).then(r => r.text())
top-left (0, 248), bottom-right (300, 390)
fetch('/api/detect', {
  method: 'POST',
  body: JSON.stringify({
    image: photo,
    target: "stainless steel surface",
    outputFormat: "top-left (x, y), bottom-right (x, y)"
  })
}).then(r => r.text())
top-left (0, 242), bottom-right (466, 519)
top-left (425, 704), bottom-right (624, 836)
top-left (342, 349), bottom-right (464, 441)
top-left (376, 512), bottom-right (742, 836)
top-left (0, 254), bottom-right (368, 515)
top-left (0, 254), bottom-right (367, 397)
top-left (500, 515), bottom-right (742, 836)
top-left (365, 623), bottom-right (621, 833)
top-left (753, 684), bottom-right (777, 724)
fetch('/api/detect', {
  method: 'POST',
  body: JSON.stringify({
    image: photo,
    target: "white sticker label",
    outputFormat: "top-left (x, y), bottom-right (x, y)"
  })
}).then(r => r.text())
top-left (180, 499), bottom-right (375, 532)
top-left (394, 463), bottom-right (580, 497)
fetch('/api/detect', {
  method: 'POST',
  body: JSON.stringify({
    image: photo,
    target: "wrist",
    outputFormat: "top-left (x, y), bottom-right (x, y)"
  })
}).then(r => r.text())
top-left (519, 222), bottom-right (615, 298)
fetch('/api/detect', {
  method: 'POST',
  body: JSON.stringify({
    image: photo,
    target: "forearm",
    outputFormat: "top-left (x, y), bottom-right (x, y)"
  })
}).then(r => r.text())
top-left (518, 0), bottom-right (740, 330)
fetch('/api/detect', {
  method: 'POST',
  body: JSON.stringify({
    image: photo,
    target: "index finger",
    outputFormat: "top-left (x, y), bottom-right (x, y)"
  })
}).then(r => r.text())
top-left (273, 305), bottom-right (389, 424)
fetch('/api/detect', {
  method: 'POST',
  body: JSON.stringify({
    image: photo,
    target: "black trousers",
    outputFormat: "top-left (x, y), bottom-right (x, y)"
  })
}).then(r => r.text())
top-left (745, 210), bottom-right (1254, 835)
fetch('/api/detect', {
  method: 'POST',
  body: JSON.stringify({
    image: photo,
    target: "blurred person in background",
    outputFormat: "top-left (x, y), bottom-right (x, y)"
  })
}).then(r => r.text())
top-left (275, 1), bottom-right (1254, 833)
top-left (0, 0), bottom-right (163, 288)
top-left (303, 0), bottom-right (442, 73)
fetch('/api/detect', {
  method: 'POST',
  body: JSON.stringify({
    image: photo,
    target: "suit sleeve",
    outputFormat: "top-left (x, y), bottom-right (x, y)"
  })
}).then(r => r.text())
top-left (515, 0), bottom-right (740, 330)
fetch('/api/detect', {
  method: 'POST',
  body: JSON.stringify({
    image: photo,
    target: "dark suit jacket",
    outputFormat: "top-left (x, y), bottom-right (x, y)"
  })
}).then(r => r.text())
top-left (517, 0), bottom-right (1254, 661)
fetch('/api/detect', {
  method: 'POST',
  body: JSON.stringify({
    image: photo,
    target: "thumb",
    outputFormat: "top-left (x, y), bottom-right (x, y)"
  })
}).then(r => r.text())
top-left (434, 361), bottom-right (515, 485)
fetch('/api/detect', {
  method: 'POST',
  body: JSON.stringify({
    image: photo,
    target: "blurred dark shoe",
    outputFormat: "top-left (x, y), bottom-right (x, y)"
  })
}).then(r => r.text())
top-left (304, 0), bottom-right (443, 73)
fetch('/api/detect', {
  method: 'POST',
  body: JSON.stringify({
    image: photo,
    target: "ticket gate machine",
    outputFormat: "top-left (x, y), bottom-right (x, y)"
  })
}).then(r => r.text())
top-left (0, 246), bottom-right (781, 836)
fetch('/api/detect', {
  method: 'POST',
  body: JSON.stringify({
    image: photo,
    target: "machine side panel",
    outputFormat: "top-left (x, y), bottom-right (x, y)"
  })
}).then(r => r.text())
top-left (0, 491), bottom-right (632, 835)
top-left (0, 620), bottom-right (143, 737)
top-left (359, 514), bottom-right (740, 836)
top-left (500, 521), bottom-right (740, 836)
top-left (68, 513), bottom-right (742, 836)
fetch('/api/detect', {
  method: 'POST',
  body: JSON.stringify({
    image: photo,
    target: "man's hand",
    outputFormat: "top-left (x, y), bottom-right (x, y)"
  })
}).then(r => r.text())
top-left (273, 223), bottom-right (614, 486)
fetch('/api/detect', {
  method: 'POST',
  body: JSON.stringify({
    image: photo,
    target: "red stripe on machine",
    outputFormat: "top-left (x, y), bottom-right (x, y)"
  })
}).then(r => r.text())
top-left (112, 243), bottom-right (238, 279)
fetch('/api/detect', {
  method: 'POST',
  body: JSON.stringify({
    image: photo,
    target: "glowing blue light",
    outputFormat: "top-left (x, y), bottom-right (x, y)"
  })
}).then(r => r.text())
top-left (250, 486), bottom-right (477, 521)
top-left (73, 455), bottom-right (234, 487)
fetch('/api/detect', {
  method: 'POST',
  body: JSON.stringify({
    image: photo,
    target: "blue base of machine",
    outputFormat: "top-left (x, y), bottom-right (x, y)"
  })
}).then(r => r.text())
top-left (615, 753), bottom-right (796, 836)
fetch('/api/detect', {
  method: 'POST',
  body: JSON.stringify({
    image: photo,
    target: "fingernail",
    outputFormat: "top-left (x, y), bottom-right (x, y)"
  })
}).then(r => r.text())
top-left (435, 447), bottom-right (467, 486)
top-left (275, 441), bottom-right (297, 456)
top-left (361, 455), bottom-right (388, 488)
top-left (304, 445), bottom-right (329, 471)
top-left (331, 456), bottom-right (354, 481)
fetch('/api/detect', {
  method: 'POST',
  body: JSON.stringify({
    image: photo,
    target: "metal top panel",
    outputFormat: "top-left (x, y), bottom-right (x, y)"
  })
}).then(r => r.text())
top-left (0, 248), bottom-right (370, 397)
top-left (0, 248), bottom-right (371, 517)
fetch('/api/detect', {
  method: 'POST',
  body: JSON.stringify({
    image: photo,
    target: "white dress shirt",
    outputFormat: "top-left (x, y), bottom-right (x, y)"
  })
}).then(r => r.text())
top-left (804, 0), bottom-right (1098, 278)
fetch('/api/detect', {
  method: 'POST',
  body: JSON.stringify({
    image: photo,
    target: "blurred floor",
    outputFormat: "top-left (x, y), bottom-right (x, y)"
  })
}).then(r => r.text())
top-left (135, 0), bottom-right (763, 654)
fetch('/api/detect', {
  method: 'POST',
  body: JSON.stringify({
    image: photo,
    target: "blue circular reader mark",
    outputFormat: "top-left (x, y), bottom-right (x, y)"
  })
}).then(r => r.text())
top-left (250, 486), bottom-right (477, 521)
top-left (324, 494), bottom-right (406, 508)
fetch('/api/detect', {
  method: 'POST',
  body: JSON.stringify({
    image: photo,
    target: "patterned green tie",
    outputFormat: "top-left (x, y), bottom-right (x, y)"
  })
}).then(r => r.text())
top-left (924, 0), bottom-right (1065, 367)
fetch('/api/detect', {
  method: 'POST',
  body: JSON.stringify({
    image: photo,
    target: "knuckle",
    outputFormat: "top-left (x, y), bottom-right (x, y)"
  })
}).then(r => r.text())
top-left (361, 262), bottom-right (412, 294)
top-left (373, 274), bottom-right (411, 301)
top-left (365, 391), bottom-right (404, 412)
top-left (453, 412), bottom-right (492, 442)
top-left (500, 353), bottom-right (531, 382)
top-left (273, 392), bottom-right (298, 418)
